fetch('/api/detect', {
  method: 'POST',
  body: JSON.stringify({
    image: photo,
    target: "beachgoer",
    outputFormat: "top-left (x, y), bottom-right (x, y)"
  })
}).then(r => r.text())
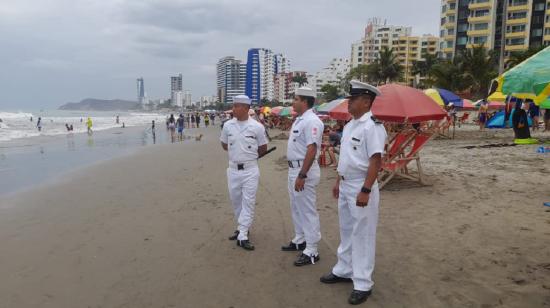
top-left (528, 100), bottom-right (540, 131)
top-left (168, 114), bottom-right (176, 142)
top-left (478, 100), bottom-right (489, 131)
top-left (320, 80), bottom-right (387, 306)
top-left (210, 113), bottom-right (215, 125)
top-left (512, 100), bottom-right (531, 139)
top-left (151, 120), bottom-right (156, 132)
top-left (186, 113), bottom-right (191, 128)
top-left (504, 96), bottom-right (514, 128)
top-left (191, 114), bottom-right (196, 128)
top-left (282, 87), bottom-right (324, 267)
top-left (544, 108), bottom-right (550, 131)
top-left (220, 95), bottom-right (268, 251)
top-left (116, 115), bottom-right (120, 124)
top-left (204, 113), bottom-right (210, 127)
top-left (37, 117), bottom-right (42, 132)
top-left (177, 114), bottom-right (185, 140)
top-left (122, 122), bottom-right (125, 128)
top-left (195, 113), bottom-right (201, 128)
top-left (65, 123), bottom-right (71, 131)
top-left (30, 116), bottom-right (33, 122)
top-left (70, 124), bottom-right (73, 131)
top-left (86, 117), bottom-right (93, 134)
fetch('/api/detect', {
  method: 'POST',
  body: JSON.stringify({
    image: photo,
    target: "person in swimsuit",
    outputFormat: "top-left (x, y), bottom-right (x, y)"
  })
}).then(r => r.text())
top-left (478, 100), bottom-right (489, 131)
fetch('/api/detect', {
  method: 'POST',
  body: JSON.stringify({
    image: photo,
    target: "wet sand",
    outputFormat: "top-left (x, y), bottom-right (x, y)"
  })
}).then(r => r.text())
top-left (0, 125), bottom-right (549, 307)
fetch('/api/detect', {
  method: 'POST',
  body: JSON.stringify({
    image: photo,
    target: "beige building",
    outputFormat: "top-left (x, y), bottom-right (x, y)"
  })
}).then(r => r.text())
top-left (440, 0), bottom-right (550, 60)
top-left (396, 35), bottom-right (440, 86)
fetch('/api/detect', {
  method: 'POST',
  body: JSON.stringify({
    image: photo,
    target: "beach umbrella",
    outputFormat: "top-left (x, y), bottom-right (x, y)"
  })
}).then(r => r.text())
top-left (317, 98), bottom-right (346, 113)
top-left (489, 46), bottom-right (550, 104)
top-left (540, 97), bottom-right (550, 109)
top-left (260, 106), bottom-right (271, 114)
top-left (279, 106), bottom-right (296, 117)
top-left (454, 99), bottom-right (476, 110)
top-left (487, 91), bottom-right (507, 102)
top-left (314, 103), bottom-right (327, 112)
top-left (424, 89), bottom-right (445, 107)
top-left (271, 106), bottom-right (284, 116)
top-left (329, 84), bottom-right (447, 123)
top-left (436, 88), bottom-right (462, 105)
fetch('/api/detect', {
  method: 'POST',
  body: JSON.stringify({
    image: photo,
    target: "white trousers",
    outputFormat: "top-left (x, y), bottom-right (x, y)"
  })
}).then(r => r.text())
top-left (287, 164), bottom-right (321, 256)
top-left (332, 178), bottom-right (379, 291)
top-left (227, 166), bottom-right (260, 241)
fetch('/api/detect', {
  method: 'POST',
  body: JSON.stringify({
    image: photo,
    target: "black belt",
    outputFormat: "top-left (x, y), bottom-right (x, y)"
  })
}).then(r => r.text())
top-left (288, 160), bottom-right (302, 168)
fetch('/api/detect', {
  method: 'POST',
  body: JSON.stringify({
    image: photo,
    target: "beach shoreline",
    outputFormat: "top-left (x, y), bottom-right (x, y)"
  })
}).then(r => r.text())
top-left (0, 126), bottom-right (549, 307)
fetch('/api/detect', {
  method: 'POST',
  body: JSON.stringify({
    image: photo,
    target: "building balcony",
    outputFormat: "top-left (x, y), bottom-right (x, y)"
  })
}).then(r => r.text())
top-left (505, 44), bottom-right (527, 51)
top-left (443, 21), bottom-right (456, 28)
top-left (467, 43), bottom-right (488, 48)
top-left (468, 1), bottom-right (492, 10)
top-left (467, 29), bottom-right (490, 36)
top-left (506, 17), bottom-right (528, 25)
top-left (506, 3), bottom-right (530, 12)
top-left (444, 34), bottom-right (456, 40)
top-left (505, 31), bottom-right (527, 38)
top-left (544, 34), bottom-right (550, 41)
top-left (445, 9), bottom-right (456, 16)
top-left (468, 15), bottom-right (491, 23)
top-left (443, 47), bottom-right (454, 53)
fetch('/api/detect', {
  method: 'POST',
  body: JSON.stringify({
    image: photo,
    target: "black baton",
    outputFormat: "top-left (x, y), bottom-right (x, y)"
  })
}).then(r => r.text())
top-left (259, 146), bottom-right (277, 159)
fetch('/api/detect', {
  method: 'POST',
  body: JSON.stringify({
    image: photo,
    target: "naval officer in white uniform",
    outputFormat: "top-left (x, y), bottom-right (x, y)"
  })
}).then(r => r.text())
top-left (320, 81), bottom-right (387, 305)
top-left (220, 95), bottom-right (268, 251)
top-left (281, 86), bottom-right (324, 266)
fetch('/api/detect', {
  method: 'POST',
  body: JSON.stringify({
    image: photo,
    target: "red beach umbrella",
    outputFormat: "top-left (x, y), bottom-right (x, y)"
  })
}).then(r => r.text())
top-left (328, 84), bottom-right (447, 123)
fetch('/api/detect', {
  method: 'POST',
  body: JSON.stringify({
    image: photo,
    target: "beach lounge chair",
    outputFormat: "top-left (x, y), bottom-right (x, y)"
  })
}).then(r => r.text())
top-left (384, 130), bottom-right (416, 163)
top-left (458, 112), bottom-right (469, 127)
top-left (378, 132), bottom-right (434, 189)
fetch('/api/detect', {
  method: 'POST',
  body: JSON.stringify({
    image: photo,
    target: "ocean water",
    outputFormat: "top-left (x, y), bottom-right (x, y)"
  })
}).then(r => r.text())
top-left (0, 110), bottom-right (168, 142)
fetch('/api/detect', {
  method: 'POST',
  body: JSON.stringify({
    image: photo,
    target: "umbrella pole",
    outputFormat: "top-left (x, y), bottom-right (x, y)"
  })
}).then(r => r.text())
top-left (452, 118), bottom-right (456, 139)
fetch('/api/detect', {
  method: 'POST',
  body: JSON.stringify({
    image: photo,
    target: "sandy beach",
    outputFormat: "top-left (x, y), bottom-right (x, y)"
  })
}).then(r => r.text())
top-left (0, 125), bottom-right (549, 308)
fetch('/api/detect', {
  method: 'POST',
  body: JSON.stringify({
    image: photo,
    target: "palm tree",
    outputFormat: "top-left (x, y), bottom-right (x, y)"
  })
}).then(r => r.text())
top-left (411, 53), bottom-right (440, 88)
top-left (430, 60), bottom-right (469, 93)
top-left (505, 45), bottom-right (546, 69)
top-left (458, 44), bottom-right (498, 98)
top-left (292, 74), bottom-right (308, 87)
top-left (346, 64), bottom-right (370, 82)
top-left (376, 47), bottom-right (403, 84)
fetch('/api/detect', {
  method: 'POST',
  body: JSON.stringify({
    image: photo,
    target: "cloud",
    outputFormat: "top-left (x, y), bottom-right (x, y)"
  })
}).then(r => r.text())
top-left (0, 0), bottom-right (441, 108)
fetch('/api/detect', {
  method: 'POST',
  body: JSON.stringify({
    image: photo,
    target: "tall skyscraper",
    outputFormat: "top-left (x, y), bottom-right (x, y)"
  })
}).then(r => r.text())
top-left (137, 77), bottom-right (145, 104)
top-left (184, 90), bottom-right (192, 107)
top-left (439, 0), bottom-right (550, 60)
top-left (170, 74), bottom-right (183, 107)
top-left (217, 56), bottom-right (246, 104)
top-left (245, 48), bottom-right (290, 104)
top-left (395, 35), bottom-right (440, 86)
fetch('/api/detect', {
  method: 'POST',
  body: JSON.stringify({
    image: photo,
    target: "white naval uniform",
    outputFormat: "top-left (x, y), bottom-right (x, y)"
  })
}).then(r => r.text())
top-left (286, 109), bottom-right (324, 257)
top-left (332, 111), bottom-right (387, 292)
top-left (220, 117), bottom-right (268, 241)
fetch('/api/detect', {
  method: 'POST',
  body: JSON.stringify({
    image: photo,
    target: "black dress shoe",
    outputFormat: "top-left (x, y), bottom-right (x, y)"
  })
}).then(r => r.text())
top-left (293, 253), bottom-right (320, 266)
top-left (319, 272), bottom-right (353, 284)
top-left (348, 289), bottom-right (372, 305)
top-left (281, 241), bottom-right (306, 251)
top-left (228, 230), bottom-right (239, 241)
top-left (237, 239), bottom-right (255, 251)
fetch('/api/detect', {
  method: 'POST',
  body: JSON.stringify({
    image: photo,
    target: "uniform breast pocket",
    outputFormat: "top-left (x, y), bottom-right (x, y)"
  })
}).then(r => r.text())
top-left (350, 136), bottom-right (364, 151)
top-left (228, 134), bottom-right (236, 146)
top-left (291, 129), bottom-right (301, 142)
top-left (244, 134), bottom-right (257, 150)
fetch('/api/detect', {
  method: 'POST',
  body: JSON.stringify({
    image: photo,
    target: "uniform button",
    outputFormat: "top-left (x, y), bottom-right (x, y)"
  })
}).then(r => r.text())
top-left (230, 143), bottom-right (233, 146)
top-left (353, 147), bottom-right (357, 150)
top-left (293, 139), bottom-right (296, 142)
top-left (248, 146), bottom-right (251, 149)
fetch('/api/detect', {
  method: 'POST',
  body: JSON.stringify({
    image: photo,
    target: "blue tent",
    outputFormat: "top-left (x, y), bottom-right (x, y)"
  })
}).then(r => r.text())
top-left (486, 110), bottom-right (533, 128)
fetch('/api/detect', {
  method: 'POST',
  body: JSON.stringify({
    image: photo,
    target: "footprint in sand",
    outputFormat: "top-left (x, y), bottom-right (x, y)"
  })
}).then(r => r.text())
top-left (457, 224), bottom-right (471, 234)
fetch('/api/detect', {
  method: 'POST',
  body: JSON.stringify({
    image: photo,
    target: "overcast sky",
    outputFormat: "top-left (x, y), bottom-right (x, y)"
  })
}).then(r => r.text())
top-left (0, 0), bottom-right (440, 109)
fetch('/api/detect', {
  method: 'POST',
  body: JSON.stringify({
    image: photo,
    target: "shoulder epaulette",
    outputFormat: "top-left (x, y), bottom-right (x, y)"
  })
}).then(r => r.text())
top-left (371, 116), bottom-right (383, 124)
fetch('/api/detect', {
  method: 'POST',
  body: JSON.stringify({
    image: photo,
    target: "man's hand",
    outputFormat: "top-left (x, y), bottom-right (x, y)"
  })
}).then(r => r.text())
top-left (332, 180), bottom-right (340, 199)
top-left (294, 177), bottom-right (305, 192)
top-left (356, 192), bottom-right (370, 207)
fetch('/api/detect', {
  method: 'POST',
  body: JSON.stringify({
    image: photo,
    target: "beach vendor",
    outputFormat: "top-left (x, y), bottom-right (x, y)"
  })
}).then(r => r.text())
top-left (320, 80), bottom-right (387, 306)
top-left (512, 100), bottom-right (531, 139)
top-left (220, 95), bottom-right (268, 251)
top-left (281, 86), bottom-right (324, 267)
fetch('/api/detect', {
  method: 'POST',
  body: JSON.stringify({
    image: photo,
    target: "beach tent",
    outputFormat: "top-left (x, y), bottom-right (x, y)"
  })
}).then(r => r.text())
top-left (486, 110), bottom-right (533, 128)
top-left (489, 46), bottom-right (550, 104)
top-left (436, 88), bottom-right (462, 105)
top-left (540, 97), bottom-right (550, 109)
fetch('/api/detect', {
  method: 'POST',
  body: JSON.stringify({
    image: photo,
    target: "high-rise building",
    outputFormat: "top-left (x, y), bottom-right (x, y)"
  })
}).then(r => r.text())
top-left (273, 71), bottom-right (307, 104)
top-left (309, 58), bottom-right (350, 97)
top-left (439, 0), bottom-right (550, 60)
top-left (245, 48), bottom-right (290, 104)
top-left (216, 56), bottom-right (246, 104)
top-left (184, 90), bottom-right (192, 107)
top-left (170, 74), bottom-right (183, 107)
top-left (137, 77), bottom-right (145, 105)
top-left (350, 18), bottom-right (413, 68)
top-left (396, 35), bottom-right (440, 85)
